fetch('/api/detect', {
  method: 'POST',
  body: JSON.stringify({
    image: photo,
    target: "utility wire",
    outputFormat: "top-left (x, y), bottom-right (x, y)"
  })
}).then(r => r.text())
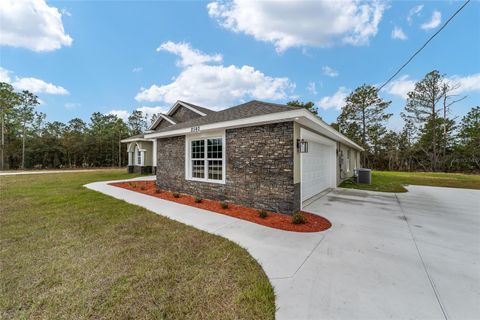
top-left (377, 0), bottom-right (471, 92)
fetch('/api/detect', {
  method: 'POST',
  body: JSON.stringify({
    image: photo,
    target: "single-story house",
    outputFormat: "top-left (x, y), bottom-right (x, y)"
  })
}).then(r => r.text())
top-left (122, 100), bottom-right (363, 214)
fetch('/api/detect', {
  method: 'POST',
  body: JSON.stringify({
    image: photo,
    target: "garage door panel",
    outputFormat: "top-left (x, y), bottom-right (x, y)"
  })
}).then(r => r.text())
top-left (301, 141), bottom-right (335, 202)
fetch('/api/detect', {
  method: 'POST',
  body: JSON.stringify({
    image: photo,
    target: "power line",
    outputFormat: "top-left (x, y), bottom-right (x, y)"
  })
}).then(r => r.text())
top-left (377, 0), bottom-right (471, 92)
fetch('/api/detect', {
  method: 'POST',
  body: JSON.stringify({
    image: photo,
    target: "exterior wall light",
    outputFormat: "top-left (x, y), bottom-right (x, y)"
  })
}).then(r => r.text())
top-left (297, 139), bottom-right (309, 153)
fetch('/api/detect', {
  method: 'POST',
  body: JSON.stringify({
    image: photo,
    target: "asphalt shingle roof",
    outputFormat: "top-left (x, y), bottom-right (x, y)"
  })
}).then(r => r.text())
top-left (178, 100), bottom-right (217, 115)
top-left (154, 100), bottom-right (301, 133)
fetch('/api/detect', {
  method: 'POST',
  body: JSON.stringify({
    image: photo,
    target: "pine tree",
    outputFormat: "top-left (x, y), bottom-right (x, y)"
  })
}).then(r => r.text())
top-left (287, 100), bottom-right (318, 115)
top-left (404, 71), bottom-right (444, 171)
top-left (0, 82), bottom-right (20, 170)
top-left (337, 84), bottom-right (392, 167)
top-left (18, 91), bottom-right (39, 169)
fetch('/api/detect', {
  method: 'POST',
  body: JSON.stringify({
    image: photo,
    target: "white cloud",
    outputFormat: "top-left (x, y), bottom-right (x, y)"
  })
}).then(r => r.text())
top-left (322, 66), bottom-right (339, 77)
top-left (107, 110), bottom-right (130, 122)
top-left (207, 0), bottom-right (386, 52)
top-left (317, 87), bottom-right (349, 110)
top-left (0, 0), bottom-right (73, 52)
top-left (383, 73), bottom-right (480, 99)
top-left (0, 67), bottom-right (69, 95)
top-left (132, 67), bottom-right (143, 73)
top-left (383, 75), bottom-right (416, 99)
top-left (65, 102), bottom-right (80, 109)
top-left (448, 74), bottom-right (480, 95)
top-left (136, 42), bottom-right (294, 108)
top-left (61, 8), bottom-right (71, 17)
top-left (391, 26), bottom-right (407, 40)
top-left (136, 106), bottom-right (169, 116)
top-left (421, 10), bottom-right (441, 30)
top-left (107, 106), bottom-right (168, 123)
top-left (157, 41), bottom-right (223, 67)
top-left (13, 77), bottom-right (69, 95)
top-left (307, 82), bottom-right (317, 95)
top-left (407, 5), bottom-right (423, 24)
top-left (0, 67), bottom-right (12, 83)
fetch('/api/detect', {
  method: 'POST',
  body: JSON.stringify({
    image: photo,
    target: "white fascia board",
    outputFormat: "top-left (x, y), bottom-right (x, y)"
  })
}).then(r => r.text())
top-left (120, 138), bottom-right (154, 143)
top-left (148, 114), bottom-right (177, 130)
top-left (161, 114), bottom-right (177, 124)
top-left (299, 111), bottom-right (364, 151)
top-left (144, 110), bottom-right (299, 139)
top-left (144, 108), bottom-right (364, 151)
top-left (166, 100), bottom-right (207, 117)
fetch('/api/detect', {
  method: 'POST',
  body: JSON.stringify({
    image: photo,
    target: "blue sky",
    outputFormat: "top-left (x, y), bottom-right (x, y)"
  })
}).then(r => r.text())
top-left (1, 0), bottom-right (479, 130)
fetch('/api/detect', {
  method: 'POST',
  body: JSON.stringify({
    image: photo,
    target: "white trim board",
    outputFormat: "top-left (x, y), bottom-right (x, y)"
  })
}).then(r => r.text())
top-left (145, 108), bottom-right (363, 151)
top-left (167, 100), bottom-right (207, 117)
top-left (121, 138), bottom-right (153, 143)
top-left (184, 130), bottom-right (226, 185)
top-left (149, 114), bottom-right (177, 130)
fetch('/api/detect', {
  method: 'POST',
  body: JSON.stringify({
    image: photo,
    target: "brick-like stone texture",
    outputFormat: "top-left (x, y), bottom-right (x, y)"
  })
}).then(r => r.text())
top-left (152, 118), bottom-right (172, 130)
top-left (170, 106), bottom-right (202, 123)
top-left (156, 122), bottom-right (299, 214)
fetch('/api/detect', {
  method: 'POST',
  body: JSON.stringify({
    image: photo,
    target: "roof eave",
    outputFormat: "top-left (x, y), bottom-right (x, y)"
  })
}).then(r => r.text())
top-left (144, 108), bottom-right (364, 151)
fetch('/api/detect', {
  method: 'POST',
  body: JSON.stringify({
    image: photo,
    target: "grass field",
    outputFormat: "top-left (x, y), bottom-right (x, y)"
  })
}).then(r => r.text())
top-left (339, 171), bottom-right (480, 192)
top-left (0, 170), bottom-right (275, 319)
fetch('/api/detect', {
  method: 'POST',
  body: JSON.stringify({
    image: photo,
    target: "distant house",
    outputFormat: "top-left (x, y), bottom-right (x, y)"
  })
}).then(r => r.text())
top-left (122, 100), bottom-right (362, 214)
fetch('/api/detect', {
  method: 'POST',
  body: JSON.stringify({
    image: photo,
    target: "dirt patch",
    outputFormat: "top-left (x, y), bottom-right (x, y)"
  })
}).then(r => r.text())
top-left (110, 181), bottom-right (331, 233)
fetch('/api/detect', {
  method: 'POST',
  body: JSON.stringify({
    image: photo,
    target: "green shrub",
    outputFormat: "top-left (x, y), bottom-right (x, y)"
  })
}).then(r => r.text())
top-left (172, 192), bottom-right (180, 198)
top-left (292, 211), bottom-right (306, 224)
top-left (194, 197), bottom-right (202, 203)
top-left (220, 201), bottom-right (228, 209)
top-left (258, 210), bottom-right (268, 219)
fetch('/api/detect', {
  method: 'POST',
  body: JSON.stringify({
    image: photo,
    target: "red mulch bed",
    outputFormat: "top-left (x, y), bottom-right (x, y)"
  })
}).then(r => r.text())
top-left (109, 181), bottom-right (331, 233)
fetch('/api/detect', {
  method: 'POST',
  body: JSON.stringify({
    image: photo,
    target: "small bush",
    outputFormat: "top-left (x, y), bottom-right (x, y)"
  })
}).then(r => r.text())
top-left (258, 210), bottom-right (268, 219)
top-left (220, 201), bottom-right (229, 209)
top-left (172, 192), bottom-right (180, 198)
top-left (292, 211), bottom-right (306, 224)
top-left (194, 197), bottom-right (202, 203)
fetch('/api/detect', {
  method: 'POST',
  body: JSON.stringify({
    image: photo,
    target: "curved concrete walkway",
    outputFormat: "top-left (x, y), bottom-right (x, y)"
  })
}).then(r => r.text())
top-left (85, 178), bottom-right (480, 320)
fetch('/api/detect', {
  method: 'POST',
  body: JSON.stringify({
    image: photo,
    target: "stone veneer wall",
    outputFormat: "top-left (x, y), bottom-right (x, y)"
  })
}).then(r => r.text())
top-left (156, 122), bottom-right (299, 214)
top-left (170, 106), bottom-right (202, 123)
top-left (152, 118), bottom-right (172, 130)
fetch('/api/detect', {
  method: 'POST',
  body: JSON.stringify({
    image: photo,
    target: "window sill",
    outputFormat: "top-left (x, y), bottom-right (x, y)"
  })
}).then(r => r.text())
top-left (187, 177), bottom-right (226, 185)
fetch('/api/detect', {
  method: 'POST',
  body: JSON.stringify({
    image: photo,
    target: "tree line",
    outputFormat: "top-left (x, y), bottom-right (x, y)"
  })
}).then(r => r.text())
top-left (289, 70), bottom-right (479, 172)
top-left (0, 82), bottom-right (154, 170)
top-left (1, 69), bottom-right (478, 172)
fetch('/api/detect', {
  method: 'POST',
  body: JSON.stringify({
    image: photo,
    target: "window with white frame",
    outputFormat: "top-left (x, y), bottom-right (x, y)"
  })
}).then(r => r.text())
top-left (134, 146), bottom-right (142, 166)
top-left (189, 137), bottom-right (224, 182)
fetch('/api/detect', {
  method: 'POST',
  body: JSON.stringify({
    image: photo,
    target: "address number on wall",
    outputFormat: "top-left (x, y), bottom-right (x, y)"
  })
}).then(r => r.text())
top-left (191, 126), bottom-right (200, 133)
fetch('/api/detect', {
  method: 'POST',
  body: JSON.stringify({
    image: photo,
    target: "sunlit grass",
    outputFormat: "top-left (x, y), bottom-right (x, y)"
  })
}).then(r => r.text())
top-left (340, 170), bottom-right (480, 192)
top-left (0, 170), bottom-right (275, 319)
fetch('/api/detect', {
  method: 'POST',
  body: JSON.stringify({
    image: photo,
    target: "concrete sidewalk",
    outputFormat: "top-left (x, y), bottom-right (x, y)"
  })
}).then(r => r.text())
top-left (85, 179), bottom-right (480, 320)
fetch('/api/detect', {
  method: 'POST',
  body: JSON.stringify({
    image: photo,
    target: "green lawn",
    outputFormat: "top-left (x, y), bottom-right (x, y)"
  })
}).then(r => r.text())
top-left (339, 170), bottom-right (480, 193)
top-left (0, 170), bottom-right (275, 319)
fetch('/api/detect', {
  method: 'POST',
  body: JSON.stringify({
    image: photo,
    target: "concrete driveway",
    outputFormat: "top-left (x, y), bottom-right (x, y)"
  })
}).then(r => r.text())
top-left (87, 180), bottom-right (480, 320)
top-left (288, 186), bottom-right (480, 320)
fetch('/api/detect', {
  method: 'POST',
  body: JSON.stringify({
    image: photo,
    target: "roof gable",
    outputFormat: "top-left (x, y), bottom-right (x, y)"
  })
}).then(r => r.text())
top-left (151, 100), bottom-right (301, 133)
top-left (149, 114), bottom-right (176, 131)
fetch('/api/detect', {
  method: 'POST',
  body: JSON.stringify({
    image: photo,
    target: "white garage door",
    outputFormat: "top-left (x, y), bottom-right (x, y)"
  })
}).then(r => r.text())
top-left (301, 129), bottom-right (336, 202)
